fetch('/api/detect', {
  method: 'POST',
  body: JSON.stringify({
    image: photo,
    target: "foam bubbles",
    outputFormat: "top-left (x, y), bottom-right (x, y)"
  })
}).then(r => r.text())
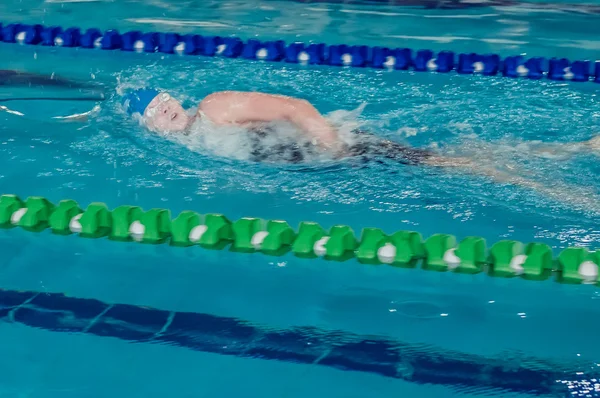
top-left (168, 112), bottom-right (364, 164)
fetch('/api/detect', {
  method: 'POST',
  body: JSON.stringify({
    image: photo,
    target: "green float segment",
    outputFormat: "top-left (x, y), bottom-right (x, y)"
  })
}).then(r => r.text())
top-left (0, 195), bottom-right (24, 227)
top-left (558, 247), bottom-right (600, 284)
top-left (291, 222), bottom-right (326, 258)
top-left (489, 241), bottom-right (554, 280)
top-left (49, 200), bottom-right (82, 235)
top-left (356, 229), bottom-right (424, 267)
top-left (0, 194), bottom-right (598, 285)
top-left (170, 212), bottom-right (233, 248)
top-left (424, 234), bottom-right (487, 273)
top-left (78, 203), bottom-right (112, 238)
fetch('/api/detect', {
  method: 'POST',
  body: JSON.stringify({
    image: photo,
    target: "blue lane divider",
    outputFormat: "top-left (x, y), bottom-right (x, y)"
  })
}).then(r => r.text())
top-left (0, 287), bottom-right (579, 395)
top-left (0, 21), bottom-right (599, 83)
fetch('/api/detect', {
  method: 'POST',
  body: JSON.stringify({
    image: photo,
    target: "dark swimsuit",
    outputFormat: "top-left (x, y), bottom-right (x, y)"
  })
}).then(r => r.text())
top-left (249, 128), bottom-right (433, 165)
top-left (344, 131), bottom-right (434, 165)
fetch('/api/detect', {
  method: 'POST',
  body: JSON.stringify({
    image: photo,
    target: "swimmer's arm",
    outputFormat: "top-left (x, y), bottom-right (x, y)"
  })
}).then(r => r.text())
top-left (51, 105), bottom-right (101, 123)
top-left (283, 99), bottom-right (340, 149)
top-left (198, 92), bottom-right (340, 149)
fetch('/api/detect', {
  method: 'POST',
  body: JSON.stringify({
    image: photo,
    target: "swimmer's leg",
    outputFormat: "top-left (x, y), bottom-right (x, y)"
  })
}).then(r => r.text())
top-left (423, 154), bottom-right (538, 184)
top-left (352, 133), bottom-right (600, 212)
top-left (423, 154), bottom-right (600, 213)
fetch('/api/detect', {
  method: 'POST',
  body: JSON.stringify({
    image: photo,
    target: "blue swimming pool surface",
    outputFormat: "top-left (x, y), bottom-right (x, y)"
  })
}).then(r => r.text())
top-left (0, 0), bottom-right (599, 397)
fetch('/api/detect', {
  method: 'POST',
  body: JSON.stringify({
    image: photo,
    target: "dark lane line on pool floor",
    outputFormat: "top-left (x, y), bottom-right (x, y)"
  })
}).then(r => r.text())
top-left (0, 288), bottom-right (586, 396)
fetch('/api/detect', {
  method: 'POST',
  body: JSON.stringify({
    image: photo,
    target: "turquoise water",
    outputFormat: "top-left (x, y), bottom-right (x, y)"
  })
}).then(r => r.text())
top-left (0, 0), bottom-right (599, 397)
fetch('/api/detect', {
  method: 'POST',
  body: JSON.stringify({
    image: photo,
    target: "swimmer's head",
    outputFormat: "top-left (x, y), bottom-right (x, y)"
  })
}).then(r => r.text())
top-left (124, 89), bottom-right (191, 134)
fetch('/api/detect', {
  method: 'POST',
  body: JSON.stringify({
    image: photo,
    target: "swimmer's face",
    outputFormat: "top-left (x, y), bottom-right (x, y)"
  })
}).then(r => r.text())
top-left (143, 93), bottom-right (191, 133)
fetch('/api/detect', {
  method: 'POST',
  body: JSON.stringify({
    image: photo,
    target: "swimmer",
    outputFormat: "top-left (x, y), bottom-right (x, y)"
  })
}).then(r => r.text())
top-left (123, 88), bottom-right (600, 167)
top-left (123, 88), bottom-right (453, 166)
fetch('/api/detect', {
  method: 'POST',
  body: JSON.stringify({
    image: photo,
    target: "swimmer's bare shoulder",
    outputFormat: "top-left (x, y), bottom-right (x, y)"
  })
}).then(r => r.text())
top-left (197, 91), bottom-right (339, 148)
top-left (198, 91), bottom-right (298, 125)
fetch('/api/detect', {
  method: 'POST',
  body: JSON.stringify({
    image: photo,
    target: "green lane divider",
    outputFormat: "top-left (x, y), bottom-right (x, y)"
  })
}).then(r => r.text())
top-left (1, 194), bottom-right (598, 286)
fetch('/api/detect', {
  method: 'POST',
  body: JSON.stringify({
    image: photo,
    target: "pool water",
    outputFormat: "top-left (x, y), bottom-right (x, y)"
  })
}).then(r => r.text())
top-left (0, 0), bottom-right (599, 397)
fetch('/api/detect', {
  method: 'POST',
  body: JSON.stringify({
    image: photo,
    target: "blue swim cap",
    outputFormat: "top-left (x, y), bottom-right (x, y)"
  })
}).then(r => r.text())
top-left (122, 88), bottom-right (160, 115)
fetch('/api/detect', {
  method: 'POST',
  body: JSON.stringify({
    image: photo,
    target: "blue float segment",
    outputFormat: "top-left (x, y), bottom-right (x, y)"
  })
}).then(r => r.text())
top-left (241, 39), bottom-right (260, 59)
top-left (220, 37), bottom-right (243, 58)
top-left (436, 51), bottom-right (454, 73)
top-left (352, 45), bottom-right (370, 67)
top-left (1, 24), bottom-right (22, 43)
top-left (458, 53), bottom-right (500, 75)
top-left (306, 43), bottom-right (326, 64)
top-left (371, 47), bottom-right (391, 68)
top-left (548, 58), bottom-right (569, 80)
top-left (413, 50), bottom-right (434, 72)
top-left (481, 54), bottom-right (500, 75)
top-left (100, 29), bottom-right (121, 50)
top-left (242, 39), bottom-right (285, 61)
top-left (502, 55), bottom-right (522, 78)
top-left (180, 34), bottom-right (201, 55)
top-left (140, 32), bottom-right (159, 52)
top-left (595, 61), bottom-right (600, 83)
top-left (458, 53), bottom-right (474, 74)
top-left (120, 31), bottom-right (142, 51)
top-left (22, 24), bottom-right (43, 45)
top-left (266, 40), bottom-right (286, 61)
top-left (285, 42), bottom-right (304, 63)
top-left (502, 55), bottom-right (544, 79)
top-left (328, 45), bottom-right (369, 67)
top-left (157, 32), bottom-right (180, 54)
top-left (284, 42), bottom-right (326, 64)
top-left (371, 47), bottom-right (412, 70)
top-left (80, 28), bottom-right (102, 48)
top-left (201, 36), bottom-right (222, 56)
top-left (392, 48), bottom-right (412, 70)
top-left (570, 60), bottom-right (590, 82)
top-left (524, 57), bottom-right (545, 79)
top-left (326, 44), bottom-right (346, 66)
top-left (57, 27), bottom-right (80, 47)
top-left (41, 26), bottom-right (61, 46)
